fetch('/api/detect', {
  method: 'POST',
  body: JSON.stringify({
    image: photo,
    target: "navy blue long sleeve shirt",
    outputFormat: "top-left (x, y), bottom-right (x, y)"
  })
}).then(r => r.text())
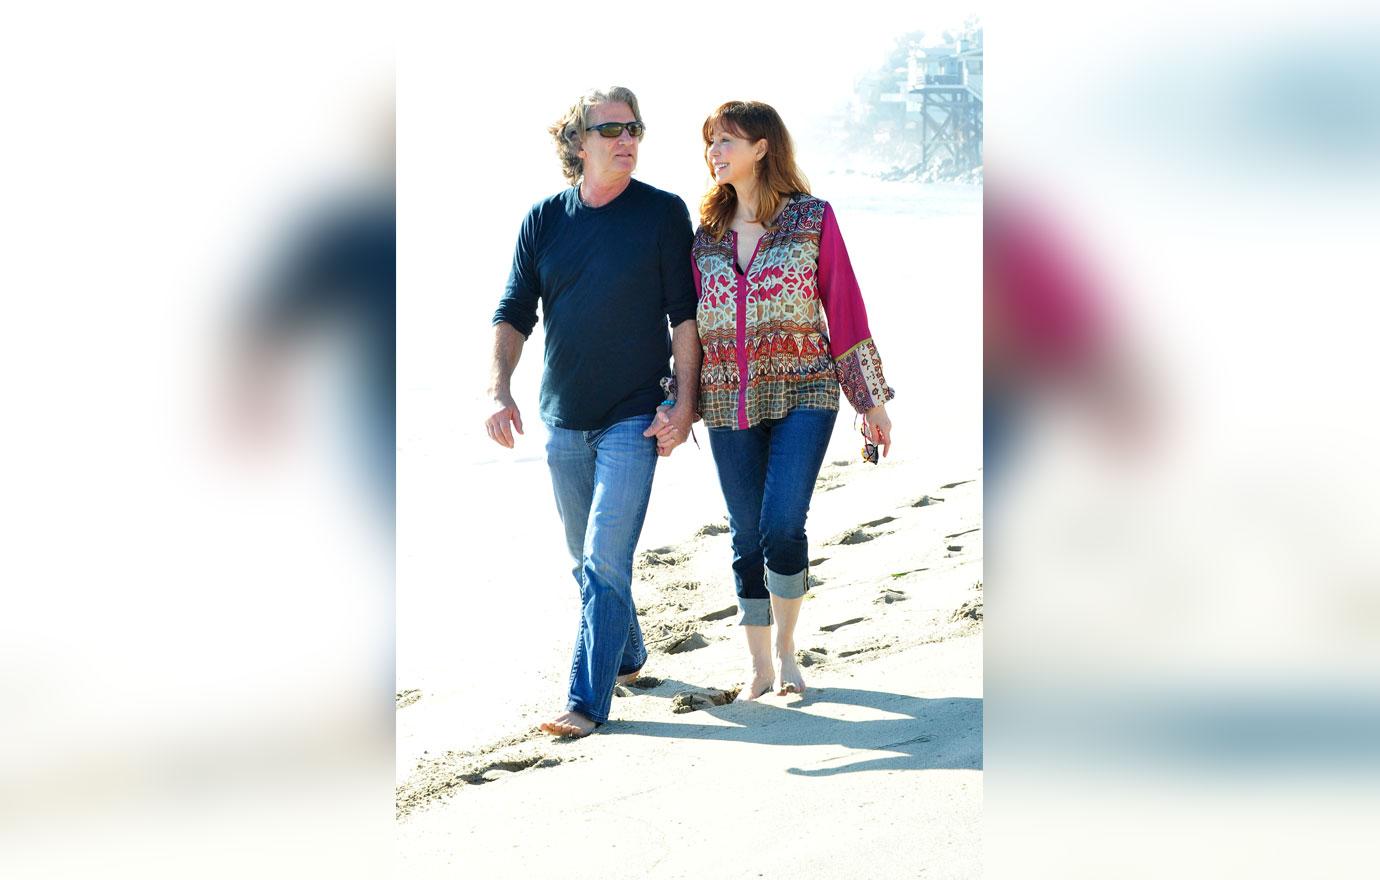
top-left (493, 179), bottom-right (697, 430)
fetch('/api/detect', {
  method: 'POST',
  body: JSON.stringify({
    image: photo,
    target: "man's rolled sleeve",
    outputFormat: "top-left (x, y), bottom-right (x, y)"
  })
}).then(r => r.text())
top-left (659, 197), bottom-right (697, 327)
top-left (493, 207), bottom-right (542, 337)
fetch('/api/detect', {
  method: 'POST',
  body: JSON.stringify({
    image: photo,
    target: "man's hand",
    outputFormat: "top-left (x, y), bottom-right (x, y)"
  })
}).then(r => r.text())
top-left (643, 403), bottom-right (694, 456)
top-left (485, 394), bottom-right (524, 448)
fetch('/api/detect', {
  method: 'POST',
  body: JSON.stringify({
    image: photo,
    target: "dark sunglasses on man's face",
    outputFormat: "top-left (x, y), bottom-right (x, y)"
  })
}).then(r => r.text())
top-left (586, 121), bottom-right (645, 138)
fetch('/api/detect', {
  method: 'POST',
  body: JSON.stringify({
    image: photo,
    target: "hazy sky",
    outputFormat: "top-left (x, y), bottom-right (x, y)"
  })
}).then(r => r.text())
top-left (404, 6), bottom-right (979, 204)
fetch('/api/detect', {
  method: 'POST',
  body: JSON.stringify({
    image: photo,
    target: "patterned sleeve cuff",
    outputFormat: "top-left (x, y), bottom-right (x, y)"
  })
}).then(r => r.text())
top-left (835, 337), bottom-right (895, 413)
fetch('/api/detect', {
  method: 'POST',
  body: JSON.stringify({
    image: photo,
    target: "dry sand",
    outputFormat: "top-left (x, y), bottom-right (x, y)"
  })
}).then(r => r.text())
top-left (397, 457), bottom-right (983, 878)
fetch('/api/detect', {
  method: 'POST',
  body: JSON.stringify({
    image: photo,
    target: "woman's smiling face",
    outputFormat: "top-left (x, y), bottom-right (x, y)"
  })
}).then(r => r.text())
top-left (706, 125), bottom-right (765, 188)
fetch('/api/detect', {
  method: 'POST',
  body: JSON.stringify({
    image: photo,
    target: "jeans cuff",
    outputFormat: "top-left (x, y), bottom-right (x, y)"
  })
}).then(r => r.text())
top-left (738, 597), bottom-right (773, 627)
top-left (566, 697), bottom-right (608, 726)
top-left (766, 566), bottom-right (808, 600)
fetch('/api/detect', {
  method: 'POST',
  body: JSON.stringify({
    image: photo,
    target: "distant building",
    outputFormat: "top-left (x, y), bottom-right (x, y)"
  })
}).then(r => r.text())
top-left (909, 44), bottom-right (962, 89)
top-left (881, 24), bottom-right (983, 172)
top-left (958, 28), bottom-right (983, 100)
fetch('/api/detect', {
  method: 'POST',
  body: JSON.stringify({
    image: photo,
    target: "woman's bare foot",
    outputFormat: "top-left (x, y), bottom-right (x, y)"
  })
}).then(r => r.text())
top-left (735, 667), bottom-right (776, 702)
top-left (770, 595), bottom-right (806, 696)
top-left (737, 624), bottom-right (775, 701)
top-left (776, 652), bottom-right (806, 696)
top-left (615, 670), bottom-right (641, 686)
top-left (539, 710), bottom-right (597, 738)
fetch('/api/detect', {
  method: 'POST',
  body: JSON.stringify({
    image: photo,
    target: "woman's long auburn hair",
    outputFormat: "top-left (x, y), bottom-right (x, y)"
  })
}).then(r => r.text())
top-left (699, 101), bottom-right (810, 243)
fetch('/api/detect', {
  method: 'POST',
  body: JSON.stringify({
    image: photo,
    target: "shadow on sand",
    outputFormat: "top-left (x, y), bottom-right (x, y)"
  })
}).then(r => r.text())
top-left (614, 683), bottom-right (982, 777)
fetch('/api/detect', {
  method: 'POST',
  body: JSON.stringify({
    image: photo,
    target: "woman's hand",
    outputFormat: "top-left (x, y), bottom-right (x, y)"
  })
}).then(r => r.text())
top-left (644, 403), bottom-right (695, 456)
top-left (863, 404), bottom-right (892, 458)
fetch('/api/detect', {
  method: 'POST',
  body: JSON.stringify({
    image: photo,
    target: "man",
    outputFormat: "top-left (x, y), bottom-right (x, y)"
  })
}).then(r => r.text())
top-left (486, 86), bottom-right (700, 737)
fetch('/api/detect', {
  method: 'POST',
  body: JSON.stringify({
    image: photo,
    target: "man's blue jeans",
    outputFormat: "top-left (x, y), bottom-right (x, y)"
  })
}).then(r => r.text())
top-left (707, 407), bottom-right (838, 626)
top-left (546, 414), bottom-right (657, 725)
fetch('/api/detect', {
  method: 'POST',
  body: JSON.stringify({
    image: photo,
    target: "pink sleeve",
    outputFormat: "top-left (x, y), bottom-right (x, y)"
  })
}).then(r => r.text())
top-left (817, 203), bottom-right (895, 412)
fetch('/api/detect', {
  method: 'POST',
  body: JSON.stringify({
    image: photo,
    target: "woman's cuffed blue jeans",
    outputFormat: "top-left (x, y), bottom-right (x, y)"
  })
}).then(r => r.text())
top-left (545, 414), bottom-right (657, 725)
top-left (707, 407), bottom-right (838, 626)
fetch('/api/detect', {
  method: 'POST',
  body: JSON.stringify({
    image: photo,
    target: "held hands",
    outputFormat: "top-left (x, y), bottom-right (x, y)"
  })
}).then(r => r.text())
top-left (485, 394), bottom-right (524, 448)
top-left (862, 404), bottom-right (893, 458)
top-left (643, 403), bottom-right (694, 456)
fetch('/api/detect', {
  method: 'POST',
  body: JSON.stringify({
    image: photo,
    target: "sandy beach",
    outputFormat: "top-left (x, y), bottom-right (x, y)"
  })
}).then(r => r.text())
top-left (396, 453), bottom-right (983, 878)
top-left (394, 172), bottom-right (981, 875)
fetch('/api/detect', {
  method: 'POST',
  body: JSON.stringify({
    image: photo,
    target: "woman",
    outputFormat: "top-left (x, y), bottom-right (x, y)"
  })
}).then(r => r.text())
top-left (690, 100), bottom-right (895, 699)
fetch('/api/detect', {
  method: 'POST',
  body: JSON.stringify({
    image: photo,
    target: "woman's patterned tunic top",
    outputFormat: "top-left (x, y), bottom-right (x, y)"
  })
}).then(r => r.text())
top-left (692, 194), bottom-right (895, 430)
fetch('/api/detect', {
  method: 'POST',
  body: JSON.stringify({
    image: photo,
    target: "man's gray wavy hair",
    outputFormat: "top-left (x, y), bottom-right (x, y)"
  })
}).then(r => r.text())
top-left (548, 86), bottom-right (644, 185)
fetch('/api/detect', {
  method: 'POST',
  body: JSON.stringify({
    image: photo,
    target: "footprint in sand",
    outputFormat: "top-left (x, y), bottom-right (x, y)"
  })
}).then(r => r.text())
top-left (797, 648), bottom-right (829, 667)
top-left (951, 598), bottom-right (984, 623)
top-left (646, 622), bottom-right (707, 653)
top-left (480, 768), bottom-right (516, 781)
top-left (465, 755), bottom-right (562, 786)
top-left (695, 521), bottom-right (730, 537)
top-left (396, 689), bottom-right (422, 709)
top-left (638, 547), bottom-right (688, 568)
top-left (875, 588), bottom-right (909, 604)
top-left (819, 617), bottom-right (865, 632)
top-left (667, 632), bottom-right (709, 653)
top-left (397, 746), bottom-right (570, 818)
top-left (814, 463), bottom-right (852, 492)
top-left (832, 528), bottom-right (875, 545)
top-left (838, 642), bottom-right (892, 658)
top-left (637, 600), bottom-right (689, 618)
top-left (670, 687), bottom-right (734, 713)
top-left (829, 515), bottom-right (899, 547)
top-left (660, 579), bottom-right (700, 592)
top-left (911, 495), bottom-right (945, 507)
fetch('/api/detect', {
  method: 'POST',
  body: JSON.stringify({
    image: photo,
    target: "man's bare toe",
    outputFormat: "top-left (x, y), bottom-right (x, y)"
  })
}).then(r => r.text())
top-left (539, 721), bottom-right (577, 737)
top-left (539, 711), bottom-right (596, 738)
